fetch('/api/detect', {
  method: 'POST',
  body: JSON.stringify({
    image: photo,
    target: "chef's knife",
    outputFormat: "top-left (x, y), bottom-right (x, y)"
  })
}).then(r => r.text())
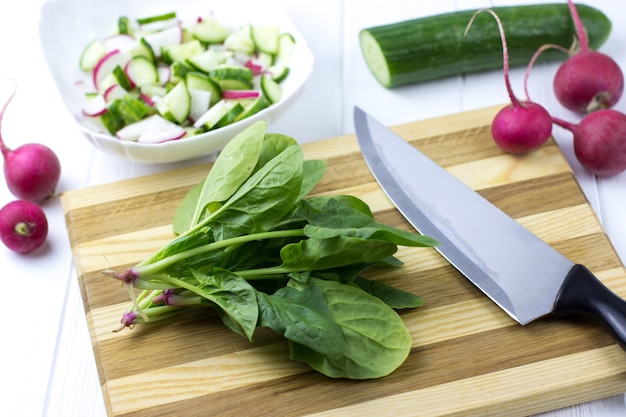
top-left (354, 106), bottom-right (626, 349)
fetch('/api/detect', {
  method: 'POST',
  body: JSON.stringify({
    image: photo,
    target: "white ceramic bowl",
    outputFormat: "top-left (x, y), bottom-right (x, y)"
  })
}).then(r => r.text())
top-left (38, 0), bottom-right (314, 163)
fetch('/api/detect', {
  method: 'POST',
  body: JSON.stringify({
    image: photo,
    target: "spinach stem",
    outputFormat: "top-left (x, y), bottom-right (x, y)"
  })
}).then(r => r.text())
top-left (134, 229), bottom-right (306, 278)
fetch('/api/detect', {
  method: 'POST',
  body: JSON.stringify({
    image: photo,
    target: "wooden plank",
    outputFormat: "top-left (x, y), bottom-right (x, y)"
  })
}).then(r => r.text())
top-left (61, 104), bottom-right (626, 417)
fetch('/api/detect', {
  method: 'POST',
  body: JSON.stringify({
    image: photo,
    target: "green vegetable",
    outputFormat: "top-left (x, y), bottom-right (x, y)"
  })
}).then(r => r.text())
top-left (105, 121), bottom-right (438, 379)
top-left (360, 3), bottom-right (612, 88)
top-left (136, 11), bottom-right (177, 25)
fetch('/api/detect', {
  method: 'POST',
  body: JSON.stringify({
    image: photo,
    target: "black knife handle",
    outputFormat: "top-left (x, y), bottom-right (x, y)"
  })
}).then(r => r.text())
top-left (554, 264), bottom-right (626, 350)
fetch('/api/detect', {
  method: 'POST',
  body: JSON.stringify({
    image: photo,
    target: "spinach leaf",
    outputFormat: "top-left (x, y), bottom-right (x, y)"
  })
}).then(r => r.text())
top-left (298, 160), bottom-right (327, 201)
top-left (172, 180), bottom-right (205, 235)
top-left (254, 133), bottom-right (297, 173)
top-left (307, 194), bottom-right (375, 218)
top-left (192, 269), bottom-right (259, 341)
top-left (279, 236), bottom-right (398, 272)
top-left (207, 145), bottom-right (304, 239)
top-left (287, 277), bottom-right (412, 379)
top-left (353, 275), bottom-right (424, 309)
top-left (302, 197), bottom-right (439, 247)
top-left (257, 285), bottom-right (345, 358)
top-left (189, 121), bottom-right (267, 230)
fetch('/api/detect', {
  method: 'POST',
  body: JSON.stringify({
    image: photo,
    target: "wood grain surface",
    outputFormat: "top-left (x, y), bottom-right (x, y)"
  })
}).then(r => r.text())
top-left (61, 105), bottom-right (626, 417)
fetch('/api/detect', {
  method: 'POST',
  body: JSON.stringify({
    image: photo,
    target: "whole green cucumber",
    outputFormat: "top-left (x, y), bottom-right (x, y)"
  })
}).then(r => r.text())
top-left (360, 3), bottom-right (611, 88)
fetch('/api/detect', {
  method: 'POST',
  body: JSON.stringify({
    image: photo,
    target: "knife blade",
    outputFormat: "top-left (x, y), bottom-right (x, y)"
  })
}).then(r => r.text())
top-left (354, 105), bottom-right (626, 350)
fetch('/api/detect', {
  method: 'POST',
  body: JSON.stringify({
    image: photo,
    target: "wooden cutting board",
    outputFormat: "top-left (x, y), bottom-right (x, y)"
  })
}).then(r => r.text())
top-left (61, 104), bottom-right (626, 417)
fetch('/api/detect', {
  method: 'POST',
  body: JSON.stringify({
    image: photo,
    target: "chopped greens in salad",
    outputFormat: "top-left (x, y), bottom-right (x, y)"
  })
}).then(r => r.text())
top-left (78, 11), bottom-right (296, 144)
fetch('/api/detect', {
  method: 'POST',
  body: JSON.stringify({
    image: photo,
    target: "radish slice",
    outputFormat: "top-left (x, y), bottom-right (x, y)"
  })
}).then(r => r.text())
top-left (140, 93), bottom-right (156, 107)
top-left (82, 94), bottom-right (107, 116)
top-left (244, 59), bottom-right (265, 75)
top-left (143, 25), bottom-right (183, 58)
top-left (103, 84), bottom-right (127, 102)
top-left (157, 65), bottom-right (171, 85)
top-left (137, 115), bottom-right (187, 143)
top-left (115, 116), bottom-right (154, 141)
top-left (92, 49), bottom-right (130, 90)
top-left (222, 90), bottom-right (260, 99)
top-left (117, 114), bottom-right (187, 143)
top-left (188, 88), bottom-right (212, 121)
top-left (103, 34), bottom-right (136, 53)
top-left (74, 79), bottom-right (94, 93)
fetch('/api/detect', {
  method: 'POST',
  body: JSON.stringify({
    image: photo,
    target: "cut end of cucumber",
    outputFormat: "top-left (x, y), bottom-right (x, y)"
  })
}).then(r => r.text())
top-left (359, 30), bottom-right (391, 88)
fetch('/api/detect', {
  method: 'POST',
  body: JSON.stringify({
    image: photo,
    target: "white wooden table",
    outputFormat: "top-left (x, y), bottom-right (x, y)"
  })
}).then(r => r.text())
top-left (2, 0), bottom-right (626, 415)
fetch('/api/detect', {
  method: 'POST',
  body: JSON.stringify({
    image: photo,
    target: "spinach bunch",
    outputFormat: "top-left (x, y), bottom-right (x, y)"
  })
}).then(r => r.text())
top-left (105, 121), bottom-right (438, 379)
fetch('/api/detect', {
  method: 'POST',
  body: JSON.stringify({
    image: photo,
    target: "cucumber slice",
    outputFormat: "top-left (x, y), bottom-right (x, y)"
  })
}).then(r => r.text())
top-left (127, 38), bottom-right (156, 62)
top-left (193, 99), bottom-right (226, 128)
top-left (266, 64), bottom-right (289, 83)
top-left (217, 78), bottom-right (254, 90)
top-left (118, 94), bottom-right (153, 124)
top-left (118, 16), bottom-right (132, 35)
top-left (112, 65), bottom-right (132, 90)
top-left (126, 56), bottom-right (158, 87)
top-left (186, 71), bottom-right (222, 105)
top-left (193, 16), bottom-right (231, 43)
top-left (209, 66), bottom-right (254, 90)
top-left (213, 101), bottom-right (245, 129)
top-left (192, 99), bottom-right (243, 130)
top-left (276, 32), bottom-right (296, 64)
top-left (156, 81), bottom-right (191, 124)
top-left (209, 66), bottom-right (253, 81)
top-left (260, 74), bottom-right (282, 104)
top-left (170, 61), bottom-right (191, 81)
top-left (163, 40), bottom-right (204, 64)
top-left (186, 49), bottom-right (230, 73)
top-left (80, 39), bottom-right (107, 71)
top-left (102, 94), bottom-right (154, 134)
top-left (136, 12), bottom-right (176, 25)
top-left (140, 84), bottom-right (168, 98)
top-left (256, 52), bottom-right (274, 67)
top-left (251, 25), bottom-right (279, 55)
top-left (224, 25), bottom-right (255, 55)
top-left (234, 95), bottom-right (268, 122)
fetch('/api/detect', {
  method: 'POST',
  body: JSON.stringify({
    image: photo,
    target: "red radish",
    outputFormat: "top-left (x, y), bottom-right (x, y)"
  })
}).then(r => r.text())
top-left (137, 115), bottom-right (187, 144)
top-left (0, 80), bottom-right (61, 203)
top-left (553, 111), bottom-right (626, 176)
top-left (103, 33), bottom-right (136, 53)
top-left (115, 116), bottom-right (155, 141)
top-left (553, 0), bottom-right (624, 113)
top-left (140, 93), bottom-right (156, 107)
top-left (81, 93), bottom-right (108, 116)
top-left (188, 88), bottom-right (212, 122)
top-left (222, 90), bottom-right (260, 99)
top-left (244, 59), bottom-right (265, 75)
top-left (466, 10), bottom-right (552, 154)
top-left (0, 200), bottom-right (48, 254)
top-left (92, 49), bottom-right (130, 90)
top-left (523, 43), bottom-right (570, 103)
top-left (157, 66), bottom-right (171, 86)
top-left (103, 84), bottom-right (127, 103)
top-left (116, 114), bottom-right (186, 143)
top-left (143, 25), bottom-right (183, 58)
